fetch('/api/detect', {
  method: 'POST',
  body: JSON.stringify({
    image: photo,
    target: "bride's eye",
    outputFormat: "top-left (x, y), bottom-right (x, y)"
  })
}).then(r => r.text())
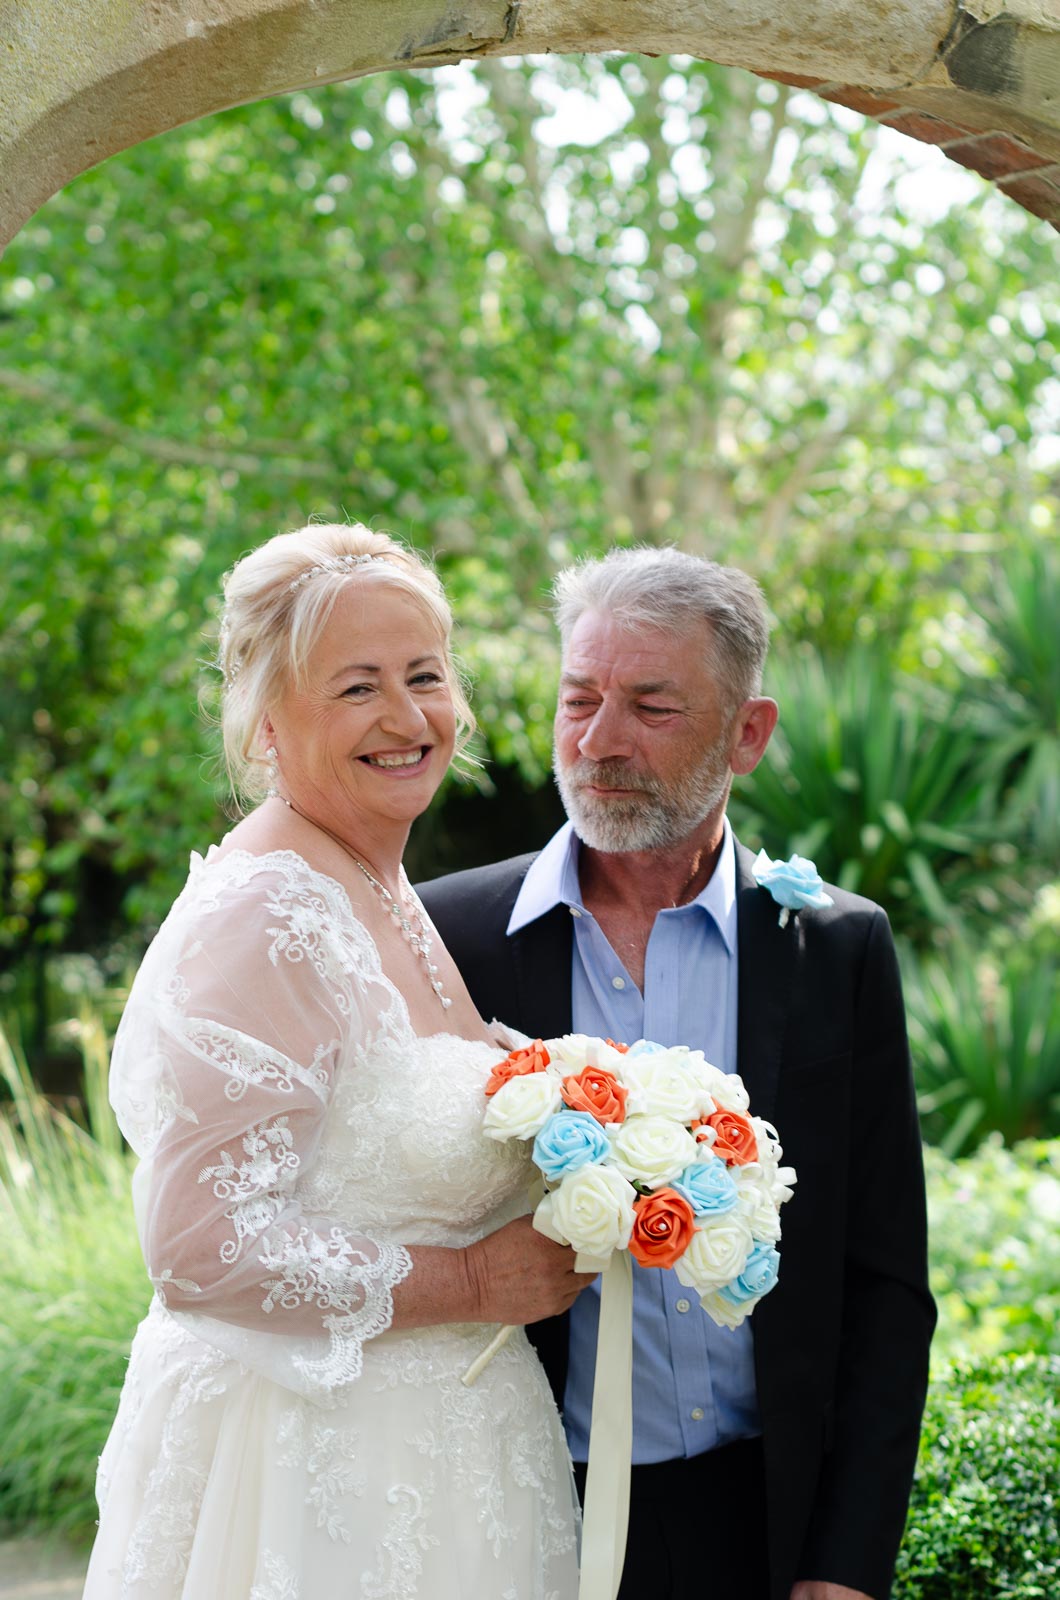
top-left (410, 672), bottom-right (444, 688)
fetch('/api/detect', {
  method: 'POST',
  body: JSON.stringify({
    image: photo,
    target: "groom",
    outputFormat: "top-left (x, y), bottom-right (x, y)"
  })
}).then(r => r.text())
top-left (420, 546), bottom-right (935, 1600)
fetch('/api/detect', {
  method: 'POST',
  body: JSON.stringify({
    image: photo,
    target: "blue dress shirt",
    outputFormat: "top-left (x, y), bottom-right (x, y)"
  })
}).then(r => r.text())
top-left (507, 819), bottom-right (761, 1464)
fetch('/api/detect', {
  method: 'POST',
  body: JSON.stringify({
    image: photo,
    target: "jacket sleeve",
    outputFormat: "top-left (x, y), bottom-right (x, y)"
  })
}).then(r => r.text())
top-left (796, 908), bottom-right (936, 1596)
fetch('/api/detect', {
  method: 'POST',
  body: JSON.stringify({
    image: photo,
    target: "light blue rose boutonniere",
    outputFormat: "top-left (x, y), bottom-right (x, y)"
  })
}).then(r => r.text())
top-left (752, 849), bottom-right (834, 928)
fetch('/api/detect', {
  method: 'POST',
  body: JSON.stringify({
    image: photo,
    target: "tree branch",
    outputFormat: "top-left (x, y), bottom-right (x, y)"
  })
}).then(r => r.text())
top-left (0, 367), bottom-right (337, 480)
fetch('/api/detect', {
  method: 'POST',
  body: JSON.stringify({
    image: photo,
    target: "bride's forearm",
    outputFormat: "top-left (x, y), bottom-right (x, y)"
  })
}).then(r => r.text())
top-left (388, 1244), bottom-right (483, 1330)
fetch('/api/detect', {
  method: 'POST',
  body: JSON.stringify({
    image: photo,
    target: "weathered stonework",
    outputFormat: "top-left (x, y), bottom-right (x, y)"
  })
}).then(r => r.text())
top-left (0, 0), bottom-right (1058, 249)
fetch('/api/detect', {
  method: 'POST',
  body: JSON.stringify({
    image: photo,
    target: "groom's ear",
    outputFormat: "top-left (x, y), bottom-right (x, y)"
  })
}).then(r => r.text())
top-left (729, 697), bottom-right (778, 777)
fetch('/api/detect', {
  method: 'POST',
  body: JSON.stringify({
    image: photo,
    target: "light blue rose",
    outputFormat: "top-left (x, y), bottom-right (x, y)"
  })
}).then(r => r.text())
top-left (752, 850), bottom-right (834, 927)
top-left (671, 1158), bottom-right (739, 1217)
top-left (717, 1241), bottom-right (781, 1305)
top-left (626, 1039), bottom-right (666, 1058)
top-left (533, 1111), bottom-right (611, 1183)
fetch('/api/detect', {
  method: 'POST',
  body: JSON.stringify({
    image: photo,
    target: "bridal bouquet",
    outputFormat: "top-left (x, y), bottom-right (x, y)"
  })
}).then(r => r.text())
top-left (480, 1033), bottom-right (796, 1327)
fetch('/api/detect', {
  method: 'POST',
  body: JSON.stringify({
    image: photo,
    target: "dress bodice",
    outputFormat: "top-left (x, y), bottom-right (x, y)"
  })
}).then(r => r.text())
top-left (309, 1027), bottom-right (530, 1246)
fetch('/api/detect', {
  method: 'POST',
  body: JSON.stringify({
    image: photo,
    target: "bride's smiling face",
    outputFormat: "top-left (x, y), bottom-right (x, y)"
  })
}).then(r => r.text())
top-left (265, 581), bottom-right (457, 831)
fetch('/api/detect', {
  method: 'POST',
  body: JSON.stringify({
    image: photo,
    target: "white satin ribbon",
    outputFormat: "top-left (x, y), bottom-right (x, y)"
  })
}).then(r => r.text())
top-left (576, 1249), bottom-right (633, 1600)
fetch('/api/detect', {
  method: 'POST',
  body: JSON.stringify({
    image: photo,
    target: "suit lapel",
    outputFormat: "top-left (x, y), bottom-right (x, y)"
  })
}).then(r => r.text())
top-left (508, 903), bottom-right (575, 1039)
top-left (735, 840), bottom-right (796, 1125)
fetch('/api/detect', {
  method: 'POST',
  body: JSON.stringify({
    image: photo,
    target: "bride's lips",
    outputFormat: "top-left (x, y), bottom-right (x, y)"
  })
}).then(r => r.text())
top-left (358, 745), bottom-right (432, 775)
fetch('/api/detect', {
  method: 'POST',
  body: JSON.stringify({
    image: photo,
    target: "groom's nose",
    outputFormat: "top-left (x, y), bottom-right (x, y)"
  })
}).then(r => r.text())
top-left (576, 698), bottom-right (635, 762)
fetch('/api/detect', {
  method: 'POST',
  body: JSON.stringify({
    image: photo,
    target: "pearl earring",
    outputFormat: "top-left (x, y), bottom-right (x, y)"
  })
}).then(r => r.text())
top-left (264, 746), bottom-right (280, 799)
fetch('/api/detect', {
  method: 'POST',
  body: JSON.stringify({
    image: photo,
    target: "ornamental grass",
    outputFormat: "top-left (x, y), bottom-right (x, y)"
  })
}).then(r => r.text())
top-left (0, 1014), bottom-right (150, 1541)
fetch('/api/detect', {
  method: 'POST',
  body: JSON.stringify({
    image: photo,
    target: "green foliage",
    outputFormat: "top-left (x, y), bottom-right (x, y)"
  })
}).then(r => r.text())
top-left (926, 1138), bottom-right (1060, 1366)
top-left (2, 56), bottom-right (1058, 984)
top-left (0, 1018), bottom-right (150, 1540)
top-left (965, 538), bottom-right (1060, 857)
top-left (896, 1354), bottom-right (1060, 1600)
top-left (906, 942), bottom-right (1060, 1154)
top-left (728, 649), bottom-right (1010, 940)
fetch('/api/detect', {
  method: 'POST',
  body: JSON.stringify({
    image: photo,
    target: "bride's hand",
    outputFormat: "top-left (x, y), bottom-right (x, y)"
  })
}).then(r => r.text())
top-left (465, 1215), bottom-right (597, 1325)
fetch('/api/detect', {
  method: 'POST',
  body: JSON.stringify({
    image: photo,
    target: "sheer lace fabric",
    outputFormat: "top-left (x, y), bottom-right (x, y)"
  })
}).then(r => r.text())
top-left (83, 849), bottom-right (579, 1599)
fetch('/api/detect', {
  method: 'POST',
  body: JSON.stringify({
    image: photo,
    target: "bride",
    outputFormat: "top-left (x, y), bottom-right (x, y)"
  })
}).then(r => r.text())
top-left (82, 523), bottom-right (588, 1599)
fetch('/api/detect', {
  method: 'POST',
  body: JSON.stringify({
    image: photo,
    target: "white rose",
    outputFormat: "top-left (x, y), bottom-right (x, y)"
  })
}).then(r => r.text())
top-left (674, 1213), bottom-right (754, 1293)
top-left (683, 1058), bottom-right (722, 1121)
top-left (533, 1164), bottom-right (637, 1259)
top-left (482, 1072), bottom-right (561, 1142)
top-left (619, 1051), bottom-right (708, 1123)
top-left (699, 1288), bottom-right (760, 1329)
top-left (547, 1034), bottom-right (628, 1074)
top-left (701, 1063), bottom-right (751, 1114)
top-left (732, 1166), bottom-right (783, 1243)
top-left (608, 1115), bottom-right (699, 1189)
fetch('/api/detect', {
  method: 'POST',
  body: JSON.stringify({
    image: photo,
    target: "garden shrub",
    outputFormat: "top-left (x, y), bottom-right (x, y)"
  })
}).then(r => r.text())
top-left (896, 1354), bottom-right (1060, 1600)
top-left (926, 1138), bottom-right (1060, 1367)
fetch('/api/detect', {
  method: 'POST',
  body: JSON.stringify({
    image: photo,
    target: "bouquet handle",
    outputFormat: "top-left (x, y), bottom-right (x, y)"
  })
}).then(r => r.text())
top-left (461, 1323), bottom-right (514, 1386)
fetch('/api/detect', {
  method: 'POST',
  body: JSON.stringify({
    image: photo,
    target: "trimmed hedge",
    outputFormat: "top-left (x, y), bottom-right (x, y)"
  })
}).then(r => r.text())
top-left (896, 1354), bottom-right (1060, 1599)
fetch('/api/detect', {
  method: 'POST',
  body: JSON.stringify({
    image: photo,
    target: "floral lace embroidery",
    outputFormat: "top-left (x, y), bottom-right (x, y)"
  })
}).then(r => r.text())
top-left (360, 1481), bottom-right (440, 1600)
top-left (260, 1226), bottom-right (373, 1314)
top-left (151, 1267), bottom-right (203, 1305)
top-left (276, 1404), bottom-right (365, 1542)
top-left (250, 1549), bottom-right (300, 1600)
top-left (173, 1015), bottom-right (332, 1104)
top-left (197, 849), bottom-right (408, 1042)
top-left (371, 1334), bottom-right (577, 1566)
top-left (119, 1326), bottom-right (232, 1593)
top-left (266, 896), bottom-right (353, 1021)
top-left (199, 1116), bottom-right (300, 1264)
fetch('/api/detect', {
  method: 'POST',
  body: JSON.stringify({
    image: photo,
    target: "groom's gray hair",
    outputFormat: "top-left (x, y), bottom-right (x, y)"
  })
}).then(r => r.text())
top-left (552, 546), bottom-right (771, 716)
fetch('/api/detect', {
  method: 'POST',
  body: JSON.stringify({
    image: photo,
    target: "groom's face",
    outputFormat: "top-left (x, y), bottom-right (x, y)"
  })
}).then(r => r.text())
top-left (553, 609), bottom-right (736, 853)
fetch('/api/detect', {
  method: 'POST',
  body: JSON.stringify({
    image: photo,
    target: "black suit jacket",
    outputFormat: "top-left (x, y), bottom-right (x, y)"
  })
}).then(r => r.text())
top-left (420, 839), bottom-right (935, 1600)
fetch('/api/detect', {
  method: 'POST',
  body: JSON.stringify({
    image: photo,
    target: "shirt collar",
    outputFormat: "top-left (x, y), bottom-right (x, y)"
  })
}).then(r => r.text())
top-left (507, 816), bottom-right (738, 956)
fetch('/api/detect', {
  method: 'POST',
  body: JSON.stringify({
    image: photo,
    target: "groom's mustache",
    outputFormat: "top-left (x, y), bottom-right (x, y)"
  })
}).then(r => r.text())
top-left (559, 759), bottom-right (661, 797)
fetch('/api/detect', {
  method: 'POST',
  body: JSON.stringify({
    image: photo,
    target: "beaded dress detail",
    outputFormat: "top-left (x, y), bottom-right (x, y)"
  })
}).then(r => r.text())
top-left (82, 849), bottom-right (578, 1600)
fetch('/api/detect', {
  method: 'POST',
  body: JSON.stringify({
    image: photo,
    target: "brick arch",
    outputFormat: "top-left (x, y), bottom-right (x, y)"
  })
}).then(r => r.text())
top-left (1, 1), bottom-right (1058, 251)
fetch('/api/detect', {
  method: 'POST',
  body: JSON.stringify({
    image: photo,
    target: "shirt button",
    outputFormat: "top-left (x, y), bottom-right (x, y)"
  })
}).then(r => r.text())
top-left (675, 1298), bottom-right (691, 1313)
top-left (611, 976), bottom-right (626, 990)
top-left (570, 907), bottom-right (582, 918)
top-left (690, 1407), bottom-right (705, 1422)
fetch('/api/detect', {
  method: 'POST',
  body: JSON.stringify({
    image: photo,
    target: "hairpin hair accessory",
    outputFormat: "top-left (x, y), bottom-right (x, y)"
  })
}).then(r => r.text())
top-left (287, 552), bottom-right (388, 594)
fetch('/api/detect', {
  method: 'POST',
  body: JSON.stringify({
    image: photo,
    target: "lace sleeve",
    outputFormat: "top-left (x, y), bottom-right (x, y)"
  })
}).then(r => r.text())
top-left (110, 852), bottom-right (412, 1398)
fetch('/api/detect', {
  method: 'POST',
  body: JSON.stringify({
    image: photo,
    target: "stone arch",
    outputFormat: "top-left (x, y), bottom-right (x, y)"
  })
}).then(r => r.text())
top-left (1, 1), bottom-right (1058, 253)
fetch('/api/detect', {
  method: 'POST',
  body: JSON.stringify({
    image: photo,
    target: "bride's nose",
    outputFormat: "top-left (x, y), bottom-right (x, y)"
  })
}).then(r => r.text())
top-left (379, 686), bottom-right (429, 740)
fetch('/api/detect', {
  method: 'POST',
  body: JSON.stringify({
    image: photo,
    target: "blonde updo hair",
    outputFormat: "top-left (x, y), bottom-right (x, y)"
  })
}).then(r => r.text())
top-left (218, 522), bottom-right (475, 805)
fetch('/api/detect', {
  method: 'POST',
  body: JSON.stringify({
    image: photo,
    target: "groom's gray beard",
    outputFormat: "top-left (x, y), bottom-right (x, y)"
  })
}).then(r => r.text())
top-left (553, 748), bottom-right (732, 853)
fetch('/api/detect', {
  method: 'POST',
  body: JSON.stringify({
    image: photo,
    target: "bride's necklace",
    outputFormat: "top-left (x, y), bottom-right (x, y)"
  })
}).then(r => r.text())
top-left (275, 797), bottom-right (452, 1010)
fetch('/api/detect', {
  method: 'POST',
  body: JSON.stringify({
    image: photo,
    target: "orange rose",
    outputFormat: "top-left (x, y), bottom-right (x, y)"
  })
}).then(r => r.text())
top-left (605, 1039), bottom-right (630, 1053)
top-left (628, 1188), bottom-right (697, 1270)
top-left (561, 1067), bottom-right (629, 1127)
top-left (484, 1039), bottom-right (551, 1097)
top-left (702, 1109), bottom-right (759, 1166)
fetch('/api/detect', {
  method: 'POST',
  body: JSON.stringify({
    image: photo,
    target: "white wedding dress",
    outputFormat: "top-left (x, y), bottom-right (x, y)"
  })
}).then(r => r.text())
top-left (83, 848), bottom-right (579, 1600)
